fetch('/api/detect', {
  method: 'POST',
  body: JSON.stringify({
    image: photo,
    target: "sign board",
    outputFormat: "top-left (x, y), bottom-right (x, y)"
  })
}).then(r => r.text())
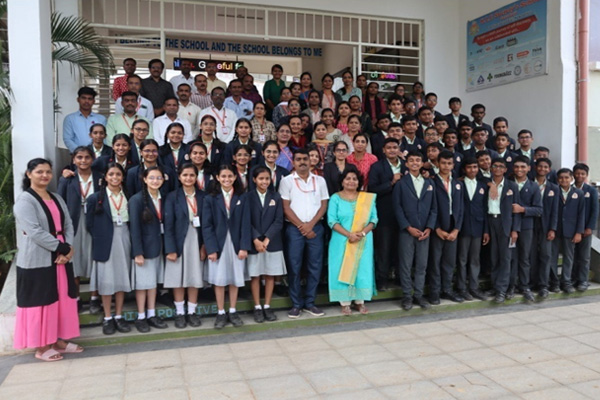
top-left (173, 58), bottom-right (244, 73)
top-left (466, 0), bottom-right (547, 92)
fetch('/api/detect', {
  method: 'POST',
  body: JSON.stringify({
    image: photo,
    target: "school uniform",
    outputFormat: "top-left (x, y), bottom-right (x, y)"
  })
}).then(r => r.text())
top-left (573, 183), bottom-right (599, 287)
top-left (402, 136), bottom-right (427, 157)
top-left (457, 177), bottom-right (488, 293)
top-left (368, 158), bottom-right (406, 287)
top-left (159, 142), bottom-right (190, 172)
top-left (487, 179), bottom-right (521, 296)
top-left (86, 189), bottom-right (132, 295)
top-left (509, 179), bottom-right (542, 292)
top-left (471, 121), bottom-right (493, 136)
top-left (530, 180), bottom-right (559, 291)
top-left (515, 148), bottom-right (535, 165)
top-left (464, 147), bottom-right (499, 161)
top-left (57, 171), bottom-right (102, 279)
top-left (130, 143), bottom-right (142, 167)
top-left (163, 187), bottom-right (206, 289)
top-left (129, 190), bottom-right (165, 290)
top-left (393, 173), bottom-right (437, 299)
top-left (498, 150), bottom-right (518, 174)
top-left (202, 190), bottom-right (252, 287)
top-left (195, 168), bottom-right (213, 192)
top-left (370, 130), bottom-right (386, 161)
top-left (222, 139), bottom-right (263, 168)
top-left (444, 113), bottom-right (470, 130)
top-left (428, 176), bottom-right (464, 298)
top-left (558, 186), bottom-right (586, 289)
top-left (201, 138), bottom-right (226, 167)
top-left (248, 163), bottom-right (290, 193)
top-left (92, 154), bottom-right (135, 176)
top-left (450, 150), bottom-right (464, 177)
top-left (247, 189), bottom-right (286, 277)
top-left (87, 144), bottom-right (112, 159)
top-left (486, 134), bottom-right (517, 151)
top-left (126, 164), bottom-right (176, 197)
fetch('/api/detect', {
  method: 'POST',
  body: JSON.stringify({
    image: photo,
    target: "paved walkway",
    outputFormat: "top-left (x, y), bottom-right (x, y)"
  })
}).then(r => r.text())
top-left (2, 298), bottom-right (600, 399)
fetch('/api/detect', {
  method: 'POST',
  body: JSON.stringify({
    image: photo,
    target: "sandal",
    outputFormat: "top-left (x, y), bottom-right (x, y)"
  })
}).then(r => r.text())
top-left (35, 348), bottom-right (63, 362)
top-left (341, 305), bottom-right (352, 316)
top-left (54, 342), bottom-right (84, 354)
top-left (353, 303), bottom-right (369, 315)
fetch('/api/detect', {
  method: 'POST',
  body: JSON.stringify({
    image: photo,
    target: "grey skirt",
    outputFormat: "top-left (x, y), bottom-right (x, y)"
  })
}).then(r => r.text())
top-left (164, 223), bottom-right (206, 289)
top-left (247, 251), bottom-right (287, 277)
top-left (207, 232), bottom-right (248, 287)
top-left (90, 224), bottom-right (132, 295)
top-left (130, 250), bottom-right (164, 290)
top-left (73, 205), bottom-right (93, 278)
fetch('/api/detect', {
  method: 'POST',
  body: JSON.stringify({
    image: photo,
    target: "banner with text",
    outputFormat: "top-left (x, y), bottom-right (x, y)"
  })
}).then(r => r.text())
top-left (466, 0), bottom-right (547, 92)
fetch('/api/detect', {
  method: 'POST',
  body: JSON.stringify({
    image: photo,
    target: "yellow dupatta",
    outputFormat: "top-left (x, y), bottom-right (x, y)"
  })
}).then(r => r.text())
top-left (338, 192), bottom-right (376, 285)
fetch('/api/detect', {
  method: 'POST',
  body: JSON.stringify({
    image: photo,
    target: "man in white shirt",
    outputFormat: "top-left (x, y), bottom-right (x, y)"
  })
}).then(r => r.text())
top-left (199, 87), bottom-right (238, 143)
top-left (279, 148), bottom-right (329, 319)
top-left (114, 74), bottom-right (154, 122)
top-left (152, 97), bottom-right (194, 146)
top-left (224, 79), bottom-right (254, 119)
top-left (176, 83), bottom-right (202, 136)
top-left (205, 60), bottom-right (226, 93)
top-left (170, 59), bottom-right (197, 96)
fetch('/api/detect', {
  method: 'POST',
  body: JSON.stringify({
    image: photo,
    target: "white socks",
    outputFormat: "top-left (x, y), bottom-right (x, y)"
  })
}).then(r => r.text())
top-left (137, 312), bottom-right (146, 320)
top-left (229, 308), bottom-right (236, 314)
top-left (187, 302), bottom-right (197, 315)
top-left (174, 301), bottom-right (185, 315)
top-left (147, 309), bottom-right (156, 318)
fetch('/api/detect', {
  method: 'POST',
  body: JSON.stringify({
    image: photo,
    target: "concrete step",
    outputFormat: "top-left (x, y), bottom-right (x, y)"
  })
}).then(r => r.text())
top-left (76, 282), bottom-right (600, 348)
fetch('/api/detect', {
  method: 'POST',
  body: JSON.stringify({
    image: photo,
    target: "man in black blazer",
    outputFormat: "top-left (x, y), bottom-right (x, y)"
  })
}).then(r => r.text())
top-left (470, 103), bottom-right (493, 138)
top-left (368, 138), bottom-right (406, 290)
top-left (444, 97), bottom-right (470, 130)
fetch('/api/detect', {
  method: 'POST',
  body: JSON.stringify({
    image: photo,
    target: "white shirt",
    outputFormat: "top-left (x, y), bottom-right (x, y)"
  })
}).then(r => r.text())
top-left (516, 178), bottom-right (527, 191)
top-left (199, 106), bottom-right (238, 143)
top-left (488, 179), bottom-right (503, 214)
top-left (520, 148), bottom-right (532, 159)
top-left (224, 96), bottom-right (254, 119)
top-left (91, 145), bottom-right (105, 159)
top-left (561, 186), bottom-right (570, 202)
top-left (150, 191), bottom-right (162, 220)
top-left (464, 177), bottom-right (478, 201)
top-left (409, 173), bottom-right (424, 197)
top-left (439, 175), bottom-right (453, 215)
top-left (461, 140), bottom-right (472, 151)
top-left (257, 190), bottom-right (267, 207)
top-left (170, 74), bottom-right (197, 95)
top-left (387, 158), bottom-right (402, 174)
top-left (107, 188), bottom-right (129, 222)
top-left (206, 77), bottom-right (227, 92)
top-left (279, 172), bottom-right (329, 223)
top-left (177, 101), bottom-right (202, 135)
top-left (152, 115), bottom-right (194, 146)
top-left (538, 179), bottom-right (547, 196)
top-left (114, 95), bottom-right (155, 122)
top-left (78, 174), bottom-right (94, 204)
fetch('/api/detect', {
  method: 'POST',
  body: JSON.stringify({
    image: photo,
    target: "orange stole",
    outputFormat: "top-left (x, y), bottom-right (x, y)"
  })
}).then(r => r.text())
top-left (337, 192), bottom-right (375, 285)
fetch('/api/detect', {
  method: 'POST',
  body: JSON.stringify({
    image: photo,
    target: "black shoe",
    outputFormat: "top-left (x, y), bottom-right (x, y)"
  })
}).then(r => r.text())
top-left (303, 306), bottom-right (325, 316)
top-left (576, 283), bottom-right (589, 292)
top-left (214, 313), bottom-right (228, 329)
top-left (156, 292), bottom-right (175, 308)
top-left (485, 289), bottom-right (496, 297)
top-left (187, 314), bottom-right (202, 327)
top-left (538, 288), bottom-right (549, 299)
top-left (135, 318), bottom-right (150, 333)
top-left (428, 293), bottom-right (441, 305)
top-left (113, 317), bottom-right (130, 333)
top-left (147, 316), bottom-right (168, 329)
top-left (253, 308), bottom-right (265, 323)
top-left (273, 284), bottom-right (289, 297)
top-left (102, 318), bottom-right (116, 335)
top-left (471, 289), bottom-right (488, 301)
top-left (174, 314), bottom-right (187, 329)
top-left (401, 296), bottom-right (413, 311)
top-left (441, 291), bottom-right (464, 303)
top-left (505, 287), bottom-right (515, 300)
top-left (89, 298), bottom-right (102, 314)
top-left (523, 289), bottom-right (535, 303)
top-left (494, 293), bottom-right (506, 304)
top-left (288, 307), bottom-right (302, 319)
top-left (263, 308), bottom-right (277, 322)
top-left (228, 312), bottom-right (244, 327)
top-left (549, 284), bottom-right (561, 293)
top-left (414, 296), bottom-right (431, 310)
top-left (458, 290), bottom-right (473, 301)
top-left (563, 285), bottom-right (575, 294)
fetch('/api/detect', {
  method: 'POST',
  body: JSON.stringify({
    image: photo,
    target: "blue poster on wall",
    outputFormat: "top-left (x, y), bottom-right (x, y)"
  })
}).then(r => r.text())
top-left (466, 0), bottom-right (547, 92)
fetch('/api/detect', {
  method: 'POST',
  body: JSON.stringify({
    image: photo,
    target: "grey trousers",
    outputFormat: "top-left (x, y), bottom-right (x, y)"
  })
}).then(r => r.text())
top-left (398, 230), bottom-right (430, 298)
top-left (530, 220), bottom-right (554, 289)
top-left (573, 234), bottom-right (592, 284)
top-left (428, 234), bottom-right (458, 294)
top-left (488, 216), bottom-right (511, 294)
top-left (559, 236), bottom-right (576, 287)
top-left (509, 229), bottom-right (534, 290)
top-left (457, 234), bottom-right (482, 292)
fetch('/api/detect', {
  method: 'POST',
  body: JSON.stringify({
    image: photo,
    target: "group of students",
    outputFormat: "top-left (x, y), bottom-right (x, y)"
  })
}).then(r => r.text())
top-left (51, 60), bottom-right (600, 334)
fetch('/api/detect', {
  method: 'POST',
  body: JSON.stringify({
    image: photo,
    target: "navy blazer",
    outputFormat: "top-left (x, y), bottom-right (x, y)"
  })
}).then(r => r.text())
top-left (393, 174), bottom-right (437, 232)
top-left (471, 122), bottom-right (493, 136)
top-left (516, 180), bottom-right (543, 230)
top-left (370, 131), bottom-right (386, 161)
top-left (499, 150), bottom-right (519, 174)
top-left (464, 147), bottom-right (499, 160)
top-left (368, 158), bottom-right (406, 226)
top-left (85, 190), bottom-right (128, 262)
top-left (87, 144), bottom-right (112, 158)
top-left (558, 187), bottom-right (585, 238)
top-left (402, 136), bottom-right (427, 156)
top-left (202, 191), bottom-right (251, 255)
top-left (163, 187), bottom-right (205, 257)
top-left (223, 139), bottom-right (263, 168)
top-left (159, 142), bottom-right (190, 172)
top-left (461, 179), bottom-right (488, 237)
top-left (248, 163), bottom-right (290, 193)
top-left (247, 190), bottom-right (284, 254)
top-left (528, 168), bottom-right (557, 184)
top-left (92, 154), bottom-right (135, 176)
top-left (486, 134), bottom-right (517, 151)
top-left (126, 165), bottom-right (176, 197)
top-left (205, 139), bottom-right (226, 167)
top-left (433, 176), bottom-right (464, 232)
top-left (578, 183), bottom-right (599, 231)
top-left (129, 190), bottom-right (164, 259)
top-left (129, 144), bottom-right (142, 167)
top-left (57, 171), bottom-right (102, 235)
top-left (540, 181), bottom-right (559, 234)
top-left (493, 179), bottom-right (522, 236)
top-left (515, 148), bottom-right (535, 166)
top-left (444, 113), bottom-right (470, 130)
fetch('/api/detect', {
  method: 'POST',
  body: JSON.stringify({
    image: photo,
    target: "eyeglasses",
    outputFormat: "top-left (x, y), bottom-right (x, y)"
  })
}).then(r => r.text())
top-left (212, 93), bottom-right (225, 97)
top-left (142, 150), bottom-right (158, 154)
top-left (491, 165), bottom-right (506, 169)
top-left (134, 128), bottom-right (149, 133)
top-left (335, 148), bottom-right (348, 153)
top-left (147, 176), bottom-right (164, 181)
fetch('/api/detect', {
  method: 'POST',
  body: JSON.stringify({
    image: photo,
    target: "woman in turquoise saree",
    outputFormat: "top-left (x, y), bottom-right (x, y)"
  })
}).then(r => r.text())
top-left (327, 169), bottom-right (378, 315)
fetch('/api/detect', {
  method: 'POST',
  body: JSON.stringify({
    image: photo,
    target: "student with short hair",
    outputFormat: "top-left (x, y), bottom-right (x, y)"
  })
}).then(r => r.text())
top-left (516, 129), bottom-right (535, 162)
top-left (470, 103), bottom-right (492, 135)
top-left (464, 127), bottom-right (499, 160)
top-left (444, 97), bottom-right (469, 130)
top-left (401, 115), bottom-right (426, 156)
top-left (457, 120), bottom-right (474, 154)
top-left (495, 133), bottom-right (518, 173)
top-left (489, 116), bottom-right (516, 151)
top-left (393, 151), bottom-right (437, 311)
top-left (442, 128), bottom-right (463, 176)
top-left (556, 168), bottom-right (585, 294)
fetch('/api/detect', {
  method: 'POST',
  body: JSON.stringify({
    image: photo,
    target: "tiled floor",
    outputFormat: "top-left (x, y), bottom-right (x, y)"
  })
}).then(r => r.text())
top-left (2, 300), bottom-right (600, 399)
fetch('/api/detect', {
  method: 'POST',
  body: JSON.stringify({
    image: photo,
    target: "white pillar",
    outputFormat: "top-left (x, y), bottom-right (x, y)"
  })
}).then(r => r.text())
top-left (8, 0), bottom-right (55, 198)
